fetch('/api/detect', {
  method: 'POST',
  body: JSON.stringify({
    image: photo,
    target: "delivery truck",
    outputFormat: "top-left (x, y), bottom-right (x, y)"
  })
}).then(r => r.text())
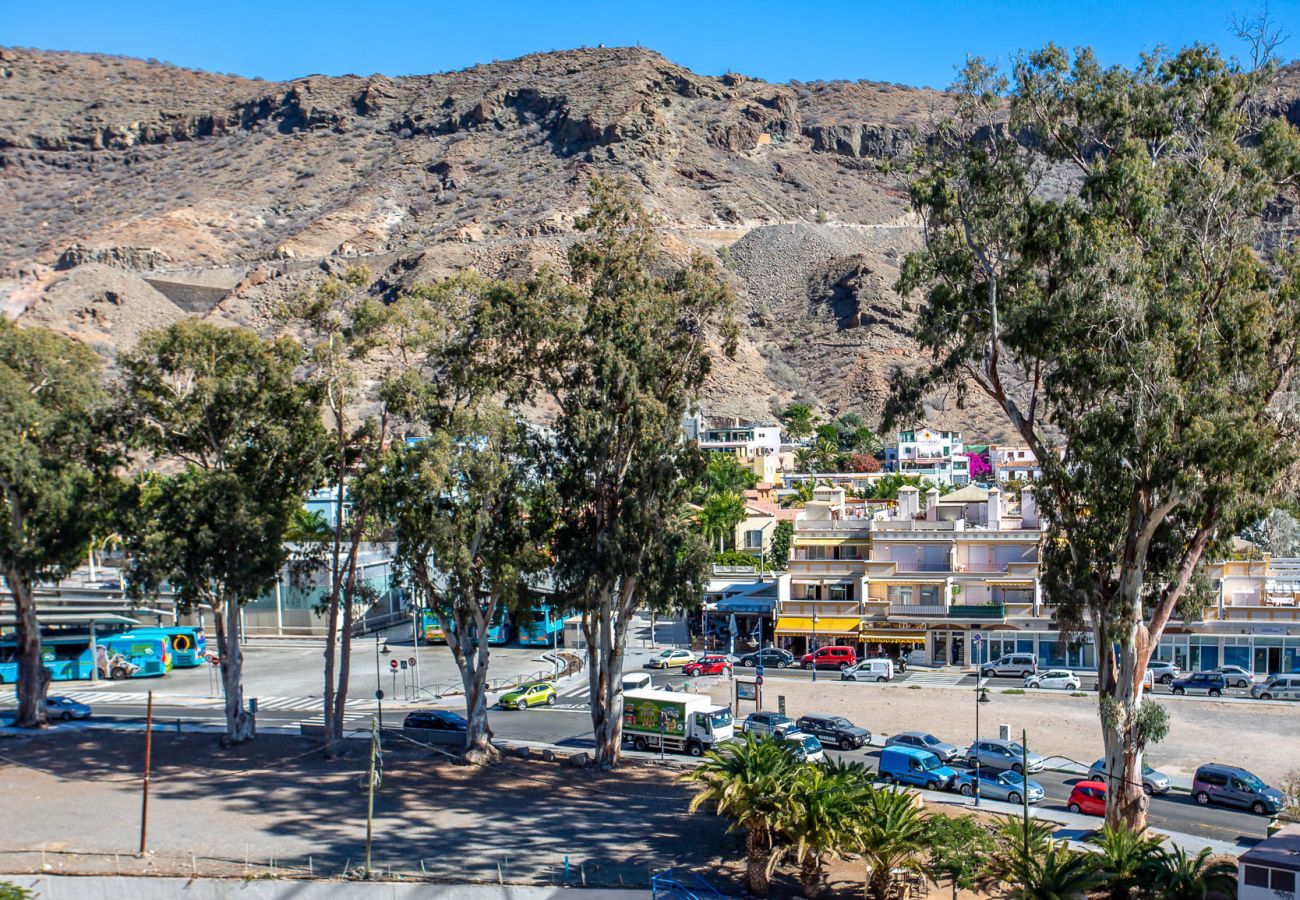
top-left (622, 688), bottom-right (735, 756)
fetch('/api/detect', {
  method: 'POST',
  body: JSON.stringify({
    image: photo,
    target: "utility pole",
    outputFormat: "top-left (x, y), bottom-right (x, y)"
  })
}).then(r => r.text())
top-left (1021, 729), bottom-right (1030, 859)
top-left (365, 716), bottom-right (378, 879)
top-left (139, 690), bottom-right (154, 854)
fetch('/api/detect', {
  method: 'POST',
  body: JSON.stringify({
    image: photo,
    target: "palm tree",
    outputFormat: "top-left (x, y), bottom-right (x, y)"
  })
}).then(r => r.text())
top-left (681, 734), bottom-right (798, 897)
top-left (1005, 842), bottom-right (1105, 900)
top-left (986, 816), bottom-right (1060, 886)
top-left (777, 760), bottom-right (875, 897)
top-left (1144, 846), bottom-right (1237, 900)
top-left (856, 786), bottom-right (931, 899)
top-left (1092, 822), bottom-right (1162, 899)
top-left (697, 491), bottom-right (746, 553)
top-left (809, 436), bottom-right (839, 472)
top-left (285, 507), bottom-right (333, 542)
top-left (793, 447), bottom-right (813, 473)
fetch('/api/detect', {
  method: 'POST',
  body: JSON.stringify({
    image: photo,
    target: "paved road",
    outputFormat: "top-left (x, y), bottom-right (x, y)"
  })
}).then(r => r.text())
top-left (10, 693), bottom-right (1269, 850)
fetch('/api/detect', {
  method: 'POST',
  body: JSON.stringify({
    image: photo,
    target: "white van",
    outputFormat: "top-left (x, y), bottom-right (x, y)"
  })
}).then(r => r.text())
top-left (621, 672), bottom-right (653, 693)
top-left (1251, 674), bottom-right (1300, 701)
top-left (841, 659), bottom-right (894, 682)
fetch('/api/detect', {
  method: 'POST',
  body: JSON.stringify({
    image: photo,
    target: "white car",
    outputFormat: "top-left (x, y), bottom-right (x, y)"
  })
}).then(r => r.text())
top-left (1024, 669), bottom-right (1081, 690)
top-left (647, 648), bottom-right (696, 669)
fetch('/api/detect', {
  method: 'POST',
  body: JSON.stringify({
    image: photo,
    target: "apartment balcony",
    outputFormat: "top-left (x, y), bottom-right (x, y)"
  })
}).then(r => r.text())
top-left (888, 604), bottom-right (948, 617)
top-left (794, 520), bottom-right (873, 533)
top-left (788, 559), bottom-right (868, 577)
top-left (956, 562), bottom-right (1009, 573)
top-left (893, 561), bottom-right (952, 573)
top-left (887, 603), bottom-right (1008, 620)
top-left (947, 603), bottom-right (1007, 619)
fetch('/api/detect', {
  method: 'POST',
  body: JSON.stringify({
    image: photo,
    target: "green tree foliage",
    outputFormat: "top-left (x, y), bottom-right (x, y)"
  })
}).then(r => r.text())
top-left (1091, 822), bottom-right (1163, 899)
top-left (683, 734), bottom-right (799, 897)
top-left (545, 177), bottom-right (735, 767)
top-left (1144, 846), bottom-right (1238, 900)
top-left (278, 264), bottom-right (391, 757)
top-left (815, 423), bottom-right (839, 445)
top-left (1005, 842), bottom-right (1105, 900)
top-left (697, 453), bottom-right (759, 499)
top-left (696, 490), bottom-right (747, 552)
top-left (777, 760), bottom-right (876, 898)
top-left (0, 321), bottom-right (117, 728)
top-left (869, 473), bottom-right (930, 501)
top-left (118, 321), bottom-right (326, 743)
top-left (781, 403), bottom-right (815, 440)
top-left (769, 521), bottom-right (794, 571)
top-left (924, 814), bottom-right (997, 896)
top-left (857, 786), bottom-right (931, 900)
top-left (362, 272), bottom-right (553, 764)
top-left (808, 436), bottom-right (840, 472)
top-left (890, 44), bottom-right (1300, 828)
top-left (367, 410), bottom-right (547, 763)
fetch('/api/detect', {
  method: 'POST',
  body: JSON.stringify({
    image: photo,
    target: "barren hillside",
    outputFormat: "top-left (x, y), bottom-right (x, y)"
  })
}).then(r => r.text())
top-left (3, 46), bottom-right (1297, 437)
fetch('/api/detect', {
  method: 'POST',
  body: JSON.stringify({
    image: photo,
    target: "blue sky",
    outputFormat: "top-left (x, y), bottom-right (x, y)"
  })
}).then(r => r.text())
top-left (6, 1), bottom-right (1296, 87)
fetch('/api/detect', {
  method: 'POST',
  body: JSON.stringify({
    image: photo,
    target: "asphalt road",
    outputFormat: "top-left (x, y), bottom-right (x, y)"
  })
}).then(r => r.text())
top-left (8, 696), bottom-right (1269, 849)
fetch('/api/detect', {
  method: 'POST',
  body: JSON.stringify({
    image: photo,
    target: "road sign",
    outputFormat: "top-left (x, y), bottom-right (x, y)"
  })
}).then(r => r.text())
top-left (408, 657), bottom-right (417, 668)
top-left (755, 665), bottom-right (765, 676)
top-left (400, 660), bottom-right (408, 670)
top-left (390, 659), bottom-right (399, 670)
top-left (972, 634), bottom-right (983, 644)
top-left (208, 655), bottom-right (219, 666)
top-left (736, 682), bottom-right (757, 700)
top-left (755, 675), bottom-right (764, 686)
top-left (374, 689), bottom-right (384, 700)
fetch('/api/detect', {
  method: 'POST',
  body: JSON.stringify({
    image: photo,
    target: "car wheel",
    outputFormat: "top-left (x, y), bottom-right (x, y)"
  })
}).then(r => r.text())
top-left (1008, 792), bottom-right (1021, 805)
top-left (876, 676), bottom-right (886, 683)
top-left (1172, 687), bottom-right (1185, 695)
top-left (879, 773), bottom-right (894, 784)
top-left (1252, 801), bottom-right (1268, 816)
top-left (1195, 792), bottom-right (1210, 806)
top-left (1160, 674), bottom-right (1173, 684)
top-left (1012, 763), bottom-right (1024, 774)
top-left (1238, 679), bottom-right (1249, 689)
top-left (546, 694), bottom-right (555, 706)
top-left (634, 736), bottom-right (649, 752)
top-left (1209, 689), bottom-right (1221, 698)
top-left (839, 662), bottom-right (850, 671)
top-left (802, 662), bottom-right (811, 670)
top-left (516, 699), bottom-right (527, 710)
top-left (925, 780), bottom-right (938, 791)
top-left (743, 659), bottom-right (755, 668)
top-left (1260, 692), bottom-right (1273, 700)
top-left (1021, 670), bottom-right (1033, 678)
top-left (110, 667), bottom-right (127, 680)
top-left (61, 711), bottom-right (73, 721)
top-left (687, 742), bottom-right (703, 757)
top-left (981, 670), bottom-right (993, 678)
top-left (959, 783), bottom-right (972, 797)
top-left (1143, 784), bottom-right (1153, 796)
top-left (839, 738), bottom-right (853, 751)
top-left (1068, 802), bottom-right (1081, 814)
top-left (777, 661), bottom-right (787, 669)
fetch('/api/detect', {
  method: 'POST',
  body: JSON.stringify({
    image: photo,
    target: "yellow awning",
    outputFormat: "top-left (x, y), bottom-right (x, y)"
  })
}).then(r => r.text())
top-left (859, 630), bottom-right (926, 643)
top-left (774, 616), bottom-right (862, 635)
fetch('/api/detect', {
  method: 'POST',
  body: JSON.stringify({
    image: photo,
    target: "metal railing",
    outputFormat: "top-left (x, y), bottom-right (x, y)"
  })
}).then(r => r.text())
top-left (888, 604), bottom-right (948, 617)
top-left (652, 868), bottom-right (723, 900)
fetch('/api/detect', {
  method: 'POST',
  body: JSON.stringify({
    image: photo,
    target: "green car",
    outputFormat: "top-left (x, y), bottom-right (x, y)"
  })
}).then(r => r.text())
top-left (499, 681), bottom-right (557, 710)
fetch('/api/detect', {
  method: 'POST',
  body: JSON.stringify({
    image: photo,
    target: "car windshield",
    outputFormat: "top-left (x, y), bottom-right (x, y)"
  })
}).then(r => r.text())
top-left (1006, 743), bottom-right (1025, 755)
top-left (999, 772), bottom-right (1025, 786)
top-left (920, 734), bottom-right (940, 745)
top-left (1239, 772), bottom-right (1267, 791)
top-left (922, 756), bottom-right (946, 771)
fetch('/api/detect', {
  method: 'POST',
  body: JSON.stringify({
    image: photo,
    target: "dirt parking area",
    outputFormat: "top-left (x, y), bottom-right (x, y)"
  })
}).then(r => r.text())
top-left (706, 677), bottom-right (1300, 783)
top-left (0, 730), bottom-right (738, 887)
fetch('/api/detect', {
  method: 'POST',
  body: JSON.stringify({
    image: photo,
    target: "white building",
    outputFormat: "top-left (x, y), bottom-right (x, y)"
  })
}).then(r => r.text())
top-left (699, 422), bottom-right (784, 483)
top-left (884, 428), bottom-right (970, 486)
top-left (1239, 824), bottom-right (1299, 900)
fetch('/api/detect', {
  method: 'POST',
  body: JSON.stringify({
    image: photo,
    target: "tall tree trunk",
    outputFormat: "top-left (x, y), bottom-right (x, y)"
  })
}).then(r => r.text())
top-left (8, 573), bottom-right (49, 728)
top-left (744, 826), bottom-right (772, 897)
top-left (586, 587), bottom-right (630, 769)
top-left (1098, 616), bottom-right (1149, 831)
top-left (447, 612), bottom-right (499, 764)
top-left (799, 854), bottom-right (825, 898)
top-left (333, 579), bottom-right (356, 737)
top-left (321, 591), bottom-right (340, 758)
top-left (214, 598), bottom-right (254, 744)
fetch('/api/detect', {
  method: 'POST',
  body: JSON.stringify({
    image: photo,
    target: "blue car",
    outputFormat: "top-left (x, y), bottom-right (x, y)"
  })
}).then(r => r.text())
top-left (877, 746), bottom-right (958, 791)
top-left (956, 768), bottom-right (1044, 804)
top-left (46, 696), bottom-right (91, 721)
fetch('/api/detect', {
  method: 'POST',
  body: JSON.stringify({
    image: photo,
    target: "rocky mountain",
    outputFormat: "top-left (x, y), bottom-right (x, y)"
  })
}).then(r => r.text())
top-left (3, 46), bottom-right (1297, 439)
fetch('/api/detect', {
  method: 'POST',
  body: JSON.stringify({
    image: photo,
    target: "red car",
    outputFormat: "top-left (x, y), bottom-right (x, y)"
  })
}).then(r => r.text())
top-left (684, 655), bottom-right (732, 676)
top-left (800, 645), bottom-right (857, 671)
top-left (1067, 781), bottom-right (1108, 816)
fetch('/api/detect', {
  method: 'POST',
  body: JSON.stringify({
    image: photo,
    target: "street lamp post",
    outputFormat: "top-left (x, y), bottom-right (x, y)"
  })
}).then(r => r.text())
top-left (811, 612), bottom-right (820, 683)
top-left (974, 682), bottom-right (990, 807)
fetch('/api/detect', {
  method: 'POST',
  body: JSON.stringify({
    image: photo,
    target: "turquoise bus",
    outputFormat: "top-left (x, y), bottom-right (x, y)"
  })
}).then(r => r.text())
top-left (121, 626), bottom-right (207, 667)
top-left (420, 608), bottom-right (513, 645)
top-left (516, 606), bottom-right (570, 647)
top-left (0, 633), bottom-right (171, 683)
top-left (420, 610), bottom-right (446, 644)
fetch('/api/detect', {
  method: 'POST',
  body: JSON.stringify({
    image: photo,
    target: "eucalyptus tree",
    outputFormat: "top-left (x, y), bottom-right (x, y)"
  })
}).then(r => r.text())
top-left (118, 321), bottom-right (327, 743)
top-left (0, 321), bottom-right (117, 727)
top-left (890, 44), bottom-right (1300, 828)
top-left (545, 177), bottom-right (736, 767)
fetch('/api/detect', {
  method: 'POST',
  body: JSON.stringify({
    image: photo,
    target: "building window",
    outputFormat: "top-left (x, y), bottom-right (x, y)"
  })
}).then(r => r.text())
top-left (919, 585), bottom-right (941, 606)
top-left (744, 529), bottom-right (764, 550)
top-left (803, 546), bottom-right (826, 561)
top-left (830, 584), bottom-right (852, 602)
top-left (1274, 868), bottom-right (1296, 893)
top-left (888, 585), bottom-right (914, 605)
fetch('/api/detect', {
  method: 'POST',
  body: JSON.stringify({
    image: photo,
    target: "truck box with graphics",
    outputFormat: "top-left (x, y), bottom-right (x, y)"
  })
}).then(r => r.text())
top-left (622, 688), bottom-right (734, 756)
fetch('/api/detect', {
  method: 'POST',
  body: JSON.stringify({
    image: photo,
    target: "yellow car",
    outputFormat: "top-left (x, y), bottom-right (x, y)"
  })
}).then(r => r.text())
top-left (649, 648), bottom-right (696, 669)
top-left (499, 681), bottom-right (557, 710)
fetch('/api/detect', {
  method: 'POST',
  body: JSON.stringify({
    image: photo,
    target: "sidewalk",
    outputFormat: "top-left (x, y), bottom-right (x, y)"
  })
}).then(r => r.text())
top-left (0, 874), bottom-right (653, 900)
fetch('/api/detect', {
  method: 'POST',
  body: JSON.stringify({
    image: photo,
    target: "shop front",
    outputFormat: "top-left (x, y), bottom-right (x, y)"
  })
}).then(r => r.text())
top-left (774, 615), bottom-right (863, 657)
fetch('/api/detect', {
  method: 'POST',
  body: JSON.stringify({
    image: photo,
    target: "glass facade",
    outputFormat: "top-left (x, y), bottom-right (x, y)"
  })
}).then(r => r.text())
top-left (964, 629), bottom-right (1300, 673)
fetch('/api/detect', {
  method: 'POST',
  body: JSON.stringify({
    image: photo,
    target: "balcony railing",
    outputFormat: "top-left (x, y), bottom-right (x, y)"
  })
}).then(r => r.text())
top-left (957, 562), bottom-right (1008, 573)
top-left (888, 604), bottom-right (948, 617)
top-left (947, 603), bottom-right (1007, 619)
top-left (894, 561), bottom-right (951, 573)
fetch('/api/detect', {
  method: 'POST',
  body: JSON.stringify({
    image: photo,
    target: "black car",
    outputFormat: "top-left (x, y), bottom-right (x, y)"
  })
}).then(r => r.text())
top-left (735, 648), bottom-right (795, 669)
top-left (402, 709), bottom-right (469, 746)
top-left (1170, 672), bottom-right (1227, 697)
top-left (795, 714), bottom-right (871, 751)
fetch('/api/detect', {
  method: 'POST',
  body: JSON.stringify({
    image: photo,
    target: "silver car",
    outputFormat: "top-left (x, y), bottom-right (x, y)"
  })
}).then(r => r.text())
top-left (1089, 758), bottom-right (1172, 795)
top-left (956, 768), bottom-right (1045, 804)
top-left (1209, 666), bottom-right (1256, 688)
top-left (885, 731), bottom-right (961, 763)
top-left (966, 738), bottom-right (1044, 774)
top-left (1146, 659), bottom-right (1180, 684)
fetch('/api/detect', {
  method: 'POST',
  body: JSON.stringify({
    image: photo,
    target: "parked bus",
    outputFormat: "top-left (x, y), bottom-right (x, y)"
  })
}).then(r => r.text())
top-left (516, 606), bottom-right (570, 647)
top-left (420, 610), bottom-right (446, 644)
top-left (420, 608), bottom-right (513, 645)
top-left (0, 633), bottom-right (170, 683)
top-left (121, 626), bottom-right (206, 667)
